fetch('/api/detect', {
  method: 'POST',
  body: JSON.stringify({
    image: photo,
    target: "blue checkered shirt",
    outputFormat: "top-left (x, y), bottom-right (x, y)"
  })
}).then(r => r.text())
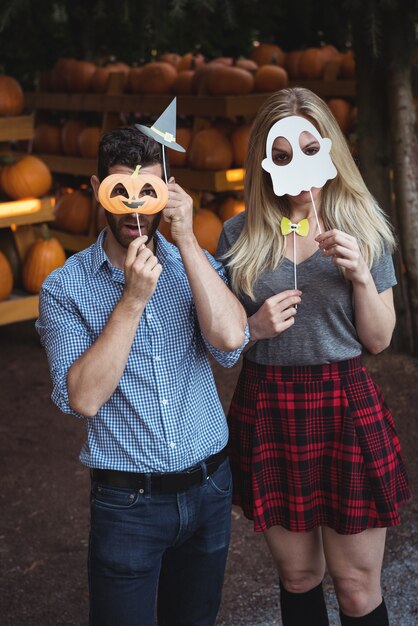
top-left (36, 230), bottom-right (248, 473)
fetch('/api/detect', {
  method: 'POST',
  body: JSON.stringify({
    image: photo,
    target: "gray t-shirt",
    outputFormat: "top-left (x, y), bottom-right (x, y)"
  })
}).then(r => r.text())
top-left (216, 212), bottom-right (397, 366)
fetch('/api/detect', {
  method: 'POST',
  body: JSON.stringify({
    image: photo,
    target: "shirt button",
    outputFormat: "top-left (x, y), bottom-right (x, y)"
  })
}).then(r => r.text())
top-left (154, 355), bottom-right (161, 362)
top-left (148, 313), bottom-right (153, 319)
top-left (168, 442), bottom-right (176, 449)
top-left (162, 399), bottom-right (169, 406)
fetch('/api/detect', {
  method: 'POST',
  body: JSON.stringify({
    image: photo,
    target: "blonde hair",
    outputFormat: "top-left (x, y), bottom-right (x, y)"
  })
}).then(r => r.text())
top-left (223, 87), bottom-right (395, 299)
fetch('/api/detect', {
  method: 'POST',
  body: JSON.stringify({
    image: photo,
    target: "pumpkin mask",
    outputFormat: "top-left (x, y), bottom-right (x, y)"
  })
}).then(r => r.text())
top-left (98, 165), bottom-right (168, 215)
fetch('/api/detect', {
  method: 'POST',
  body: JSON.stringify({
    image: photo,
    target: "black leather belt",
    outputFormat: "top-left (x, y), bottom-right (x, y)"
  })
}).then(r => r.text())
top-left (91, 449), bottom-right (227, 494)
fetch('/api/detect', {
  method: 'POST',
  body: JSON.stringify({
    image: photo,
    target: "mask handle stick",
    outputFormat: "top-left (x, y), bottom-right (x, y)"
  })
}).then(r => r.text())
top-left (294, 230), bottom-right (298, 309)
top-left (309, 189), bottom-right (322, 235)
top-left (135, 212), bottom-right (142, 238)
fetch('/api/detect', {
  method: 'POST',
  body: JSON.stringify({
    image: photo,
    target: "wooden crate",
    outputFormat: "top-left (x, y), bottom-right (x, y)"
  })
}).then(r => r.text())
top-left (0, 114), bottom-right (34, 142)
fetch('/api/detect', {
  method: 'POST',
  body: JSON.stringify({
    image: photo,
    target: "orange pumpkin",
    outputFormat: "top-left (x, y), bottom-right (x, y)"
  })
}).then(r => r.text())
top-left (235, 58), bottom-right (258, 74)
top-left (250, 43), bottom-right (285, 67)
top-left (218, 197), bottom-right (245, 222)
top-left (158, 53), bottom-right (181, 69)
top-left (50, 57), bottom-right (77, 92)
top-left (1, 155), bottom-right (52, 199)
top-left (172, 70), bottom-right (195, 95)
top-left (66, 60), bottom-right (97, 92)
top-left (189, 128), bottom-right (233, 171)
top-left (284, 50), bottom-right (303, 79)
top-left (177, 52), bottom-right (205, 73)
top-left (168, 128), bottom-right (192, 167)
top-left (298, 48), bottom-right (328, 80)
top-left (91, 63), bottom-right (129, 93)
top-left (61, 119), bottom-right (86, 156)
top-left (0, 250), bottom-right (13, 300)
top-left (33, 123), bottom-right (62, 154)
top-left (0, 75), bottom-right (24, 116)
top-left (22, 229), bottom-right (67, 294)
top-left (98, 166), bottom-right (168, 215)
top-left (192, 209), bottom-right (223, 255)
top-left (207, 66), bottom-right (254, 96)
top-left (77, 126), bottom-right (101, 158)
top-left (126, 67), bottom-right (143, 93)
top-left (253, 65), bottom-right (288, 93)
top-left (53, 188), bottom-right (92, 234)
top-left (230, 123), bottom-right (252, 167)
top-left (327, 98), bottom-right (354, 135)
top-left (139, 62), bottom-right (178, 94)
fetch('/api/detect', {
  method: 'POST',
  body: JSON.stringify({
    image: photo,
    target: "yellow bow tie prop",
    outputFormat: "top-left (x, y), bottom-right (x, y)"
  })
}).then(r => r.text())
top-left (280, 217), bottom-right (309, 237)
top-left (280, 217), bottom-right (310, 295)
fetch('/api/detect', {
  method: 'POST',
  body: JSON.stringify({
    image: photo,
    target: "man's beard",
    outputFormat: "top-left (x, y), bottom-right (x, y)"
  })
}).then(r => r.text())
top-left (105, 211), bottom-right (162, 249)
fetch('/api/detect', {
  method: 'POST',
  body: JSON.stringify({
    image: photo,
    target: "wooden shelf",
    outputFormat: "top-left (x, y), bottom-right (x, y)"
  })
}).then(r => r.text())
top-left (0, 196), bottom-right (55, 228)
top-left (0, 114), bottom-right (34, 142)
top-left (21, 153), bottom-right (96, 177)
top-left (24, 81), bottom-right (356, 118)
top-left (33, 226), bottom-right (96, 252)
top-left (171, 167), bottom-right (245, 192)
top-left (0, 291), bottom-right (39, 326)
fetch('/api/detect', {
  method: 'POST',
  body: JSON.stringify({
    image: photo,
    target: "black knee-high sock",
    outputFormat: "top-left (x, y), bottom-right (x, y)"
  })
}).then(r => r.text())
top-left (280, 579), bottom-right (329, 626)
top-left (340, 598), bottom-right (389, 626)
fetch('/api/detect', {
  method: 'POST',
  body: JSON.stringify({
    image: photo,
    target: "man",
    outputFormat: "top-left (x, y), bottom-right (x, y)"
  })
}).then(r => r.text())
top-left (36, 125), bottom-right (248, 626)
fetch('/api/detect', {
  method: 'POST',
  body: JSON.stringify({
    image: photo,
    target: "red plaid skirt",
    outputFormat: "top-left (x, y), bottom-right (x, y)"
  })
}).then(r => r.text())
top-left (228, 356), bottom-right (411, 534)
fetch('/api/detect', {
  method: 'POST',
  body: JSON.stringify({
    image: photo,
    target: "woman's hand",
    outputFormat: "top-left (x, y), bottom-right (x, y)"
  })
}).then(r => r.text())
top-left (315, 229), bottom-right (370, 285)
top-left (248, 290), bottom-right (302, 342)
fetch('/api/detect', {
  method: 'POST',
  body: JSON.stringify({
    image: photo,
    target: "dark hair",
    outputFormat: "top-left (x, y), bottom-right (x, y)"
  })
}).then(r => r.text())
top-left (97, 126), bottom-right (167, 181)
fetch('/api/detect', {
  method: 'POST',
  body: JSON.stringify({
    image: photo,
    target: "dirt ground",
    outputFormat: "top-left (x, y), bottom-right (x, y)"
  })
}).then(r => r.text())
top-left (0, 319), bottom-right (417, 626)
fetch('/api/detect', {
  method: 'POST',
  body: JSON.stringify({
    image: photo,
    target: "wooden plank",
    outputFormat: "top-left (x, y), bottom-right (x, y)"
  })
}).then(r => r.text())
top-left (171, 168), bottom-right (245, 192)
top-left (33, 154), bottom-right (96, 176)
top-left (0, 114), bottom-right (34, 141)
top-left (0, 197), bottom-right (55, 228)
top-left (0, 293), bottom-right (39, 325)
top-left (24, 81), bottom-right (356, 118)
top-left (34, 227), bottom-right (96, 252)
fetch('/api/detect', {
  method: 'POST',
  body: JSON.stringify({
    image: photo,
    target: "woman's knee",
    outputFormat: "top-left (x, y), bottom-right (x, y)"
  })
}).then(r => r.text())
top-left (332, 573), bottom-right (382, 616)
top-left (280, 569), bottom-right (325, 594)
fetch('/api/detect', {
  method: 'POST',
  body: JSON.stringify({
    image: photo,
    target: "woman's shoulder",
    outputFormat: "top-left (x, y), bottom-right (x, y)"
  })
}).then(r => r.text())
top-left (222, 211), bottom-right (246, 243)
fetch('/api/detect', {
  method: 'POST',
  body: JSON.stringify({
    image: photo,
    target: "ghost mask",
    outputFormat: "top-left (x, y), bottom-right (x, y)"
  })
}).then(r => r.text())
top-left (261, 116), bottom-right (337, 197)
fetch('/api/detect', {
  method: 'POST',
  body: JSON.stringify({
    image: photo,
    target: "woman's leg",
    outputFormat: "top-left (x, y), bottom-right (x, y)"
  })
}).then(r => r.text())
top-left (322, 526), bottom-right (388, 624)
top-left (264, 525), bottom-right (329, 626)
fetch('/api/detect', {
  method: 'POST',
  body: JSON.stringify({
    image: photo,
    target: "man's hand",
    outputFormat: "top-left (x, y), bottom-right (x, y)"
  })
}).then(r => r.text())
top-left (122, 236), bottom-right (162, 310)
top-left (162, 177), bottom-right (194, 245)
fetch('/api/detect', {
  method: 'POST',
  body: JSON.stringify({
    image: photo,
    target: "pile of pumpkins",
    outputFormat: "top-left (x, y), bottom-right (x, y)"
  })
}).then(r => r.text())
top-left (38, 43), bottom-right (355, 98)
top-left (33, 119), bottom-right (101, 159)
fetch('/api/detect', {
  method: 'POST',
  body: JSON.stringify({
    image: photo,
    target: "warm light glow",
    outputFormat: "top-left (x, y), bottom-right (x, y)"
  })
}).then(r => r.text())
top-left (225, 168), bottom-right (245, 183)
top-left (0, 198), bottom-right (42, 218)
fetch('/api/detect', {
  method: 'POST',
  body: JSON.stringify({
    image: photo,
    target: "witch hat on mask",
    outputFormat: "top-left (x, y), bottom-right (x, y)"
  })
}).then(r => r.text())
top-left (135, 97), bottom-right (185, 152)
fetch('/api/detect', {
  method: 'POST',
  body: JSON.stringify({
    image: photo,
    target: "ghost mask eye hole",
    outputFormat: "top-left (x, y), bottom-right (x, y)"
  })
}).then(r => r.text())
top-left (272, 136), bottom-right (293, 166)
top-left (110, 183), bottom-right (129, 198)
top-left (139, 183), bottom-right (157, 198)
top-left (299, 131), bottom-right (321, 157)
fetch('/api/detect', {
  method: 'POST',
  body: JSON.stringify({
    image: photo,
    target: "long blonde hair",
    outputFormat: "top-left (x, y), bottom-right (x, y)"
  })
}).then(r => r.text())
top-left (223, 87), bottom-right (395, 299)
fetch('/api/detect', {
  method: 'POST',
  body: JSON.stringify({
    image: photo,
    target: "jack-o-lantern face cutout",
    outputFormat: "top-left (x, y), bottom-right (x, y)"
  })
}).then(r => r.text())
top-left (98, 165), bottom-right (168, 215)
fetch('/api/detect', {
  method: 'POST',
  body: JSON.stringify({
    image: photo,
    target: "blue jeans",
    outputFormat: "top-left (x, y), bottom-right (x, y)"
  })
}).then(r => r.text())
top-left (88, 458), bottom-right (232, 626)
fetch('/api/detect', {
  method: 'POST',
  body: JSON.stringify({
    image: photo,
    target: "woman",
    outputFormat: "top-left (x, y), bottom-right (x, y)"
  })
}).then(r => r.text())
top-left (216, 87), bottom-right (411, 626)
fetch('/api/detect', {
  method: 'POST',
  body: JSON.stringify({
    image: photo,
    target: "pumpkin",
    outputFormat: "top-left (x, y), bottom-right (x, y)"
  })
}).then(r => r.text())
top-left (126, 67), bottom-right (143, 93)
top-left (235, 58), bottom-right (258, 74)
top-left (33, 123), bottom-right (62, 154)
top-left (218, 197), bottom-right (245, 222)
top-left (168, 128), bottom-right (192, 167)
top-left (192, 209), bottom-right (223, 255)
top-left (98, 165), bottom-right (168, 215)
top-left (158, 53), bottom-right (181, 69)
top-left (61, 119), bottom-right (86, 156)
top-left (91, 62), bottom-right (130, 93)
top-left (207, 65), bottom-right (254, 96)
top-left (50, 57), bottom-right (77, 92)
top-left (139, 62), bottom-right (177, 94)
top-left (298, 48), bottom-right (328, 80)
top-left (0, 229), bottom-right (21, 286)
top-left (341, 51), bottom-right (356, 79)
top-left (0, 75), bottom-right (24, 117)
top-left (177, 52), bottom-right (205, 73)
top-left (66, 60), bottom-right (97, 92)
top-left (284, 50), bottom-right (303, 79)
top-left (22, 227), bottom-right (67, 294)
top-left (172, 70), bottom-right (195, 95)
top-left (1, 155), bottom-right (52, 199)
top-left (327, 98), bottom-right (354, 135)
top-left (191, 63), bottom-right (223, 95)
top-left (253, 65), bottom-right (288, 93)
top-left (0, 250), bottom-right (13, 300)
top-left (230, 123), bottom-right (252, 167)
top-left (53, 188), bottom-right (92, 234)
top-left (77, 126), bottom-right (101, 158)
top-left (189, 128), bottom-right (233, 170)
top-left (250, 43), bottom-right (285, 67)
